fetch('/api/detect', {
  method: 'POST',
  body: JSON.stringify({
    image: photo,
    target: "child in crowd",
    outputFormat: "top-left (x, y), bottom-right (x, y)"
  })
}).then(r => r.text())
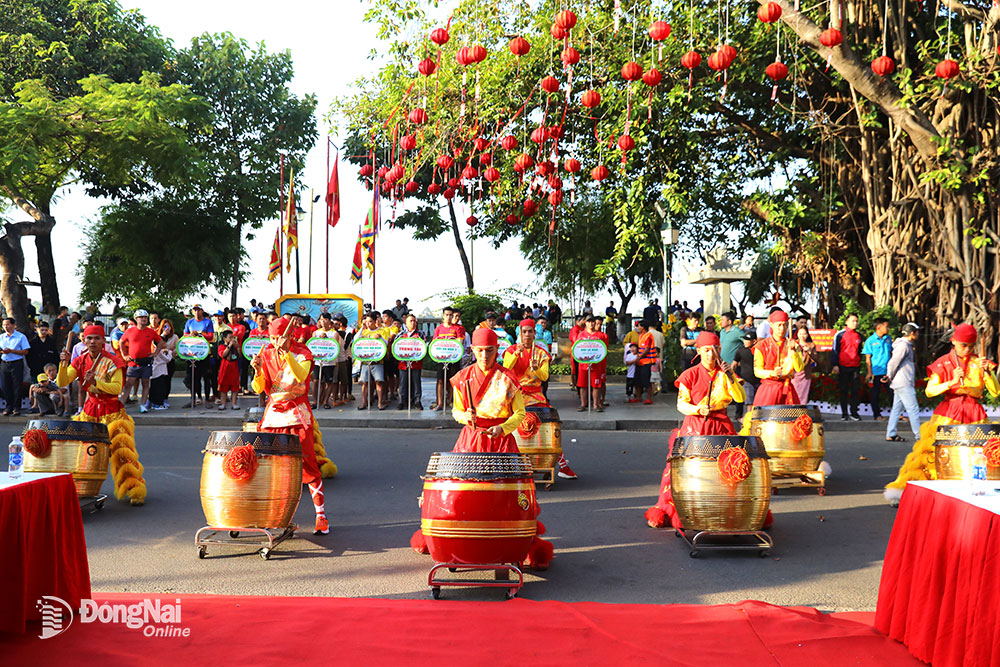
top-left (217, 330), bottom-right (241, 410)
top-left (624, 343), bottom-right (639, 402)
top-left (29, 364), bottom-right (68, 416)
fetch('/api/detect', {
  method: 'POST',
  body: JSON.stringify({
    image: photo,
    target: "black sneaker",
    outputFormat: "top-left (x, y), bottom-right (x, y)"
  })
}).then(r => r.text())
top-left (849, 415), bottom-right (862, 422)
top-left (840, 416), bottom-right (849, 421)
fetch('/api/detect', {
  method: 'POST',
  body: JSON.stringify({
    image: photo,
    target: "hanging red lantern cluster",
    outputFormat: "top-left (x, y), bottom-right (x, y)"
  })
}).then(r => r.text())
top-left (648, 21), bottom-right (671, 41)
top-left (871, 55), bottom-right (895, 77)
top-left (819, 28), bottom-right (842, 48)
top-left (436, 154), bottom-right (454, 169)
top-left (541, 75), bottom-right (560, 93)
top-left (554, 10), bottom-right (577, 31)
top-left (386, 163), bottom-right (404, 183)
top-left (621, 61), bottom-right (644, 81)
top-left (757, 2), bottom-right (782, 23)
top-left (359, 164), bottom-right (374, 177)
top-left (461, 165), bottom-right (478, 180)
top-left (523, 198), bottom-right (538, 217)
top-left (457, 45), bottom-right (488, 66)
top-left (935, 58), bottom-right (960, 79)
top-left (561, 46), bottom-right (580, 66)
top-left (707, 45), bottom-right (737, 71)
top-left (537, 160), bottom-right (555, 176)
top-left (509, 36), bottom-right (531, 56)
top-left (581, 89), bottom-right (602, 107)
top-left (765, 62), bottom-right (788, 81)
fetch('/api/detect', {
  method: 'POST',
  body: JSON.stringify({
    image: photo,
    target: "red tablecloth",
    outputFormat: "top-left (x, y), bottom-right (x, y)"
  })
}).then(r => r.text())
top-left (875, 481), bottom-right (1000, 666)
top-left (0, 473), bottom-right (91, 634)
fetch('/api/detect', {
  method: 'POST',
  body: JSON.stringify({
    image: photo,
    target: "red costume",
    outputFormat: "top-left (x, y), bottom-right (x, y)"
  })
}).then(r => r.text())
top-left (752, 311), bottom-right (804, 406)
top-left (217, 343), bottom-right (240, 394)
top-left (575, 330), bottom-right (608, 388)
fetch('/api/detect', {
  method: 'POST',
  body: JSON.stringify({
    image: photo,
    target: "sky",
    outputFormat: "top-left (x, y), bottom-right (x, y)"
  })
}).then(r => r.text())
top-left (22, 0), bottom-right (717, 318)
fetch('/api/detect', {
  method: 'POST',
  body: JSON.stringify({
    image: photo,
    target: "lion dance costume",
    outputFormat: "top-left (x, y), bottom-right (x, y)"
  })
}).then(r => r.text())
top-left (411, 328), bottom-right (553, 569)
top-left (645, 332), bottom-right (750, 529)
top-left (57, 324), bottom-right (146, 505)
top-left (884, 323), bottom-right (999, 503)
top-left (252, 316), bottom-right (337, 534)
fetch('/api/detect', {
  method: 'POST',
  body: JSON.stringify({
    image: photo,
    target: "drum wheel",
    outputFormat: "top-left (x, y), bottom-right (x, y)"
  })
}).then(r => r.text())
top-left (229, 531), bottom-right (240, 538)
top-left (505, 588), bottom-right (517, 600)
top-left (817, 487), bottom-right (827, 496)
top-left (431, 587), bottom-right (441, 600)
top-left (689, 550), bottom-right (699, 558)
top-left (259, 548), bottom-right (271, 560)
top-left (197, 546), bottom-right (207, 559)
top-left (94, 499), bottom-right (105, 511)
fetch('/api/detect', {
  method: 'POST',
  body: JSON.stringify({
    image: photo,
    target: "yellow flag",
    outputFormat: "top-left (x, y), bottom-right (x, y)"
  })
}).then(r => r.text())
top-left (284, 168), bottom-right (297, 270)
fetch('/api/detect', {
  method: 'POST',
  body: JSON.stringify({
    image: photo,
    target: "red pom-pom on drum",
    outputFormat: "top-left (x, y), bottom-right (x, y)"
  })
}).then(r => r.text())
top-left (419, 452), bottom-right (538, 565)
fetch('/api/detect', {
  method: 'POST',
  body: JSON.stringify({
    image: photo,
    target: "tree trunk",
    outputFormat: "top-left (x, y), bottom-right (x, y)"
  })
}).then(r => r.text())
top-left (230, 217), bottom-right (243, 310)
top-left (0, 225), bottom-right (34, 332)
top-left (446, 200), bottom-right (474, 293)
top-left (34, 230), bottom-right (60, 315)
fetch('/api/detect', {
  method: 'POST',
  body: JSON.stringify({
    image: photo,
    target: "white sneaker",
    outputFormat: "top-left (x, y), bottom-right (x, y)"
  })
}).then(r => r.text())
top-left (139, 404), bottom-right (148, 413)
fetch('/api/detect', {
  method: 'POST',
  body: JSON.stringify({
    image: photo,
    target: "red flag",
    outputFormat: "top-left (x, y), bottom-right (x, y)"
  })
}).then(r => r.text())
top-left (326, 152), bottom-right (341, 227)
top-left (268, 226), bottom-right (281, 281)
top-left (350, 238), bottom-right (364, 282)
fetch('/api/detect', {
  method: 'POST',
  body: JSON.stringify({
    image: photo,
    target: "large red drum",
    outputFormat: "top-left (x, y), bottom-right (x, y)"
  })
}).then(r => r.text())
top-left (420, 452), bottom-right (537, 564)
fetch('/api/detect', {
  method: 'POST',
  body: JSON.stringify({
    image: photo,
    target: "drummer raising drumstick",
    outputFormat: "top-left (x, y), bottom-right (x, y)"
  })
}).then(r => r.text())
top-left (251, 315), bottom-right (338, 535)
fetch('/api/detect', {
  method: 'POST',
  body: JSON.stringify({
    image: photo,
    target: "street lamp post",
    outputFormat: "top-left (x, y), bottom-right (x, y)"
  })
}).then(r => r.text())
top-left (655, 203), bottom-right (678, 317)
top-left (295, 204), bottom-right (306, 293)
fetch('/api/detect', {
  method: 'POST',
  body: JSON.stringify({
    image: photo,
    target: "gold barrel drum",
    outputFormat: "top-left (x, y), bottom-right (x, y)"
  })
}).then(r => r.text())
top-left (747, 405), bottom-right (825, 476)
top-left (22, 419), bottom-right (110, 497)
top-left (933, 423), bottom-right (1000, 480)
top-left (242, 407), bottom-right (266, 432)
top-left (513, 406), bottom-right (562, 472)
top-left (670, 435), bottom-right (772, 531)
top-left (200, 431), bottom-right (302, 529)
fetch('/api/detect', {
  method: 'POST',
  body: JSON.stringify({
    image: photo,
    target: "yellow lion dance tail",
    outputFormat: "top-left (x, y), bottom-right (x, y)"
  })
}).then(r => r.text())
top-left (75, 408), bottom-right (147, 505)
top-left (885, 416), bottom-right (945, 491)
top-left (312, 420), bottom-right (337, 477)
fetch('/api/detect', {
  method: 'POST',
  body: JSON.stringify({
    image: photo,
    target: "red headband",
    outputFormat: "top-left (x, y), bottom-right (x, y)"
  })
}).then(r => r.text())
top-left (472, 328), bottom-right (498, 347)
top-left (695, 331), bottom-right (720, 348)
top-left (768, 310), bottom-right (789, 323)
top-left (952, 323), bottom-right (977, 344)
top-left (83, 324), bottom-right (105, 338)
top-left (519, 318), bottom-right (536, 329)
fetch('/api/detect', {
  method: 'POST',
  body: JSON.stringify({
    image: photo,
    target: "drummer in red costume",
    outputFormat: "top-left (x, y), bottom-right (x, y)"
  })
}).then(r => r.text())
top-left (413, 327), bottom-right (552, 568)
top-left (645, 332), bottom-right (745, 528)
top-left (449, 327), bottom-right (526, 453)
top-left (752, 309), bottom-right (804, 407)
top-left (251, 316), bottom-right (338, 535)
top-left (884, 323), bottom-right (999, 503)
top-left (502, 318), bottom-right (577, 479)
top-left (57, 323), bottom-right (147, 505)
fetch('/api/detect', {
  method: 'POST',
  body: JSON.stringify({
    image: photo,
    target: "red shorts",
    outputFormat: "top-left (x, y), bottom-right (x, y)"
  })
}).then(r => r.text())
top-left (576, 364), bottom-right (606, 388)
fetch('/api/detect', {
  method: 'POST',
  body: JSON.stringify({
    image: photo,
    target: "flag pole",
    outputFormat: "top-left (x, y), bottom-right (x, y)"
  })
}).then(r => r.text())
top-left (326, 139), bottom-right (331, 294)
top-left (279, 153), bottom-right (285, 297)
top-left (308, 186), bottom-right (314, 293)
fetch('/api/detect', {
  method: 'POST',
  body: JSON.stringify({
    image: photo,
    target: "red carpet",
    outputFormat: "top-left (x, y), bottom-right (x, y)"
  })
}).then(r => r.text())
top-left (3, 593), bottom-right (918, 665)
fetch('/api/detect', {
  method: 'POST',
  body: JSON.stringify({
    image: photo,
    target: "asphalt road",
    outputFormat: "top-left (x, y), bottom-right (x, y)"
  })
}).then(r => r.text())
top-left (3, 424), bottom-right (907, 610)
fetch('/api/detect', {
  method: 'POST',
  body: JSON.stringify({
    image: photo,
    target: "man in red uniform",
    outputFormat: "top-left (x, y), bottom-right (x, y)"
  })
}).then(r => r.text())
top-left (251, 316), bottom-right (337, 534)
top-left (119, 309), bottom-right (164, 413)
top-left (752, 309), bottom-right (804, 406)
top-left (645, 332), bottom-right (746, 528)
top-left (832, 313), bottom-right (863, 421)
top-left (430, 306), bottom-right (465, 411)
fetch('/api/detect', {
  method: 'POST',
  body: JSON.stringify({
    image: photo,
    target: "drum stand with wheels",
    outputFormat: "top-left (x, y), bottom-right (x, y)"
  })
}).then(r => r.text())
top-left (675, 529), bottom-right (773, 558)
top-left (428, 562), bottom-right (524, 600)
top-left (194, 524), bottom-right (297, 561)
top-left (771, 469), bottom-right (826, 495)
top-left (80, 494), bottom-right (107, 514)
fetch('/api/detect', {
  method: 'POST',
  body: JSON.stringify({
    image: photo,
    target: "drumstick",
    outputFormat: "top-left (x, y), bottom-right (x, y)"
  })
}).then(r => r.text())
top-left (465, 378), bottom-right (477, 429)
top-left (60, 328), bottom-right (75, 370)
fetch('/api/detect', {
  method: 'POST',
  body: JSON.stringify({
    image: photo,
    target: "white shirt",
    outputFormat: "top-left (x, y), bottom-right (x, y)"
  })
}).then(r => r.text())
top-left (0, 330), bottom-right (30, 362)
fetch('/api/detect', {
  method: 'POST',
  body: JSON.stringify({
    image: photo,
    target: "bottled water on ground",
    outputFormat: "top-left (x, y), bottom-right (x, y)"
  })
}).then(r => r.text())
top-left (8, 435), bottom-right (23, 479)
top-left (971, 450), bottom-right (988, 496)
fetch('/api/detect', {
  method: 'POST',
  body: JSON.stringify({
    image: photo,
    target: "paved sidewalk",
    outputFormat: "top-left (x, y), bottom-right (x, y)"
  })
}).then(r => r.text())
top-left (7, 375), bottom-right (896, 432)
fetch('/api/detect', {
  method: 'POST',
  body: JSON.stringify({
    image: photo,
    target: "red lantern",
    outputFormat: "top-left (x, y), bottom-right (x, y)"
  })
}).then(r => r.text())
top-left (514, 153), bottom-right (535, 171)
top-left (530, 127), bottom-right (548, 144)
top-left (537, 160), bottom-right (555, 176)
top-left (548, 190), bottom-right (564, 206)
top-left (618, 135), bottom-right (635, 152)
top-left (547, 126), bottom-right (563, 139)
top-left (430, 28), bottom-right (450, 45)
top-left (541, 75), bottom-right (560, 93)
top-left (479, 152), bottom-right (493, 165)
top-left (765, 62), bottom-right (789, 81)
top-left (591, 165), bottom-right (610, 181)
top-left (509, 36), bottom-right (531, 56)
top-left (461, 165), bottom-right (478, 180)
top-left (523, 198), bottom-right (538, 216)
top-left (648, 21), bottom-right (671, 41)
top-left (871, 55), bottom-right (895, 77)
top-left (418, 58), bottom-right (437, 76)
top-left (428, 183), bottom-right (441, 195)
top-left (404, 180), bottom-right (419, 194)
top-left (408, 108), bottom-right (428, 124)
top-left (505, 214), bottom-right (520, 225)
top-left (681, 50), bottom-right (702, 69)
top-left (718, 44), bottom-right (737, 66)
top-left (757, 2), bottom-right (782, 23)
top-left (707, 50), bottom-right (735, 71)
top-left (484, 167), bottom-right (500, 182)
top-left (548, 175), bottom-right (563, 190)
top-left (581, 89), bottom-right (602, 107)
top-left (554, 10), bottom-right (577, 31)
top-left (436, 155), bottom-right (454, 170)
top-left (551, 24), bottom-right (568, 40)
top-left (377, 166), bottom-right (389, 178)
top-left (819, 28), bottom-right (842, 48)
top-left (621, 61), bottom-right (643, 81)
top-left (469, 44), bottom-right (487, 64)
top-left (501, 135), bottom-right (518, 151)
top-left (447, 177), bottom-right (460, 188)
top-left (473, 137), bottom-right (489, 152)
top-left (443, 187), bottom-right (456, 200)
top-left (561, 47), bottom-right (580, 66)
top-left (642, 68), bottom-right (662, 86)
top-left (935, 58), bottom-right (960, 79)
top-left (564, 158), bottom-right (581, 173)
top-left (466, 215), bottom-right (478, 226)
top-left (359, 164), bottom-right (374, 177)
top-left (400, 134), bottom-right (417, 151)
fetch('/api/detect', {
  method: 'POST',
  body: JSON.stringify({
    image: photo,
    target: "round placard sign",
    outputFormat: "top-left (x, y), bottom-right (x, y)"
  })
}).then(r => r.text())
top-left (241, 337), bottom-right (267, 360)
top-left (572, 339), bottom-right (608, 364)
top-left (497, 338), bottom-right (511, 356)
top-left (428, 338), bottom-right (464, 364)
top-left (392, 336), bottom-right (427, 362)
top-left (307, 336), bottom-right (340, 362)
top-left (177, 335), bottom-right (211, 361)
top-left (351, 336), bottom-right (388, 362)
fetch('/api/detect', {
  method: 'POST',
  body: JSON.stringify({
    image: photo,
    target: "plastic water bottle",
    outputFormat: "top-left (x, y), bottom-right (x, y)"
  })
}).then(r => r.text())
top-left (971, 450), bottom-right (988, 496)
top-left (8, 435), bottom-right (23, 479)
